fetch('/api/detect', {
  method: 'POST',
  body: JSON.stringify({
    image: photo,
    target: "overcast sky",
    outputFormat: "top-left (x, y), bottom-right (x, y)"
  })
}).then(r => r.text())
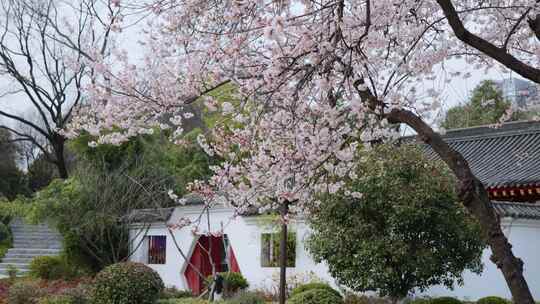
top-left (0, 6), bottom-right (528, 131)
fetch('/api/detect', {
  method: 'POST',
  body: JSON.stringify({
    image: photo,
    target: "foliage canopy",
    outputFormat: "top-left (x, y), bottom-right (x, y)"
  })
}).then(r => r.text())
top-left (307, 145), bottom-right (486, 299)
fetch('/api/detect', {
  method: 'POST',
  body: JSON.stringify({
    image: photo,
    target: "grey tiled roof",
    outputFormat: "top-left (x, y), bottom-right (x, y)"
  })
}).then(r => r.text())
top-left (413, 120), bottom-right (540, 189)
top-left (492, 202), bottom-right (540, 219)
top-left (124, 207), bottom-right (175, 223)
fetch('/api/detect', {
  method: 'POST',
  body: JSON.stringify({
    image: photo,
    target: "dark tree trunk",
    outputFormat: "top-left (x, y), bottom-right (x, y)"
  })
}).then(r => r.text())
top-left (387, 109), bottom-right (534, 304)
top-left (279, 202), bottom-right (289, 304)
top-left (52, 133), bottom-right (68, 179)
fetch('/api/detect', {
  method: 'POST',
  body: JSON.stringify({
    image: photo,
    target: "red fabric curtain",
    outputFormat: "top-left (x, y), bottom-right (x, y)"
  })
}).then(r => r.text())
top-left (184, 235), bottom-right (241, 295)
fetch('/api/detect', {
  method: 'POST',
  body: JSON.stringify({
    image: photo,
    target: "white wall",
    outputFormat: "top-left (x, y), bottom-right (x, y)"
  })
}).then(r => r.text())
top-left (129, 205), bottom-right (336, 291)
top-left (423, 218), bottom-right (540, 301)
top-left (131, 210), bottom-right (540, 300)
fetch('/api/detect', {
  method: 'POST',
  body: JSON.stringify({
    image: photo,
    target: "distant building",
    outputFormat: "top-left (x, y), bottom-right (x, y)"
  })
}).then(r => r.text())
top-left (495, 78), bottom-right (540, 110)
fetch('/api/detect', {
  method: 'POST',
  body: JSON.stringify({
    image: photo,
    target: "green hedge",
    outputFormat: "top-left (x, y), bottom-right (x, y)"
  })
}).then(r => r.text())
top-left (289, 288), bottom-right (344, 304)
top-left (290, 282), bottom-right (341, 299)
top-left (157, 299), bottom-right (208, 304)
top-left (93, 262), bottom-right (164, 304)
top-left (477, 297), bottom-right (510, 304)
top-left (429, 297), bottom-right (462, 304)
top-left (206, 272), bottom-right (249, 297)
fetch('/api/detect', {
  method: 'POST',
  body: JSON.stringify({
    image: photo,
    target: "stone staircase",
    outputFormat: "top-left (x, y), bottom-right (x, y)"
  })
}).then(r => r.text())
top-left (0, 219), bottom-right (62, 276)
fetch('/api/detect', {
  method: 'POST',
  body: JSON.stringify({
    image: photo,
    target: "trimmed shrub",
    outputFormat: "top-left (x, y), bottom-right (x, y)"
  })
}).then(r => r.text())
top-left (61, 284), bottom-right (93, 304)
top-left (159, 287), bottom-right (192, 299)
top-left (29, 256), bottom-right (69, 280)
top-left (8, 281), bottom-right (45, 304)
top-left (430, 297), bottom-right (462, 304)
top-left (406, 299), bottom-right (431, 304)
top-left (344, 294), bottom-right (393, 304)
top-left (290, 282), bottom-right (341, 299)
top-left (38, 295), bottom-right (75, 304)
top-left (226, 291), bottom-right (266, 304)
top-left (157, 299), bottom-right (207, 304)
top-left (207, 272), bottom-right (249, 297)
top-left (289, 288), bottom-right (344, 304)
top-left (93, 262), bottom-right (165, 304)
top-left (477, 297), bottom-right (510, 304)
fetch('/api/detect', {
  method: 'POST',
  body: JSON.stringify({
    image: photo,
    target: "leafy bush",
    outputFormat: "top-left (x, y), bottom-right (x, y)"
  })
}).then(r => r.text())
top-left (38, 295), bottom-right (75, 304)
top-left (0, 221), bottom-right (10, 242)
top-left (290, 282), bottom-right (341, 299)
top-left (7, 263), bottom-right (19, 281)
top-left (8, 281), bottom-right (45, 304)
top-left (61, 284), bottom-right (93, 304)
top-left (29, 256), bottom-right (70, 280)
top-left (157, 299), bottom-right (207, 304)
top-left (225, 291), bottom-right (266, 304)
top-left (406, 298), bottom-right (431, 304)
top-left (159, 287), bottom-right (192, 299)
top-left (93, 262), bottom-right (165, 304)
top-left (476, 297), bottom-right (510, 304)
top-left (343, 294), bottom-right (393, 304)
top-left (0, 220), bottom-right (12, 259)
top-left (307, 145), bottom-right (485, 299)
top-left (429, 297), bottom-right (462, 304)
top-left (288, 288), bottom-right (344, 304)
top-left (207, 272), bottom-right (249, 297)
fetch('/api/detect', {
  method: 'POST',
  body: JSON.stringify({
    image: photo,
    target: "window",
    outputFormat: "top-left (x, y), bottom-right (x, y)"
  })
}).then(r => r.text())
top-left (261, 232), bottom-right (296, 267)
top-left (148, 235), bottom-right (166, 264)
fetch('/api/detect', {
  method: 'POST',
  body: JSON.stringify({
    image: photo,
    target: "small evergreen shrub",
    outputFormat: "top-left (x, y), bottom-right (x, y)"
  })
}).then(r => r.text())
top-left (0, 222), bottom-right (10, 242)
top-left (477, 297), bottom-right (510, 304)
top-left (8, 281), bottom-right (45, 304)
top-left (406, 298), bottom-right (431, 304)
top-left (38, 295), bottom-right (75, 304)
top-left (159, 287), bottom-right (192, 299)
top-left (61, 284), bottom-right (93, 304)
top-left (7, 263), bottom-right (19, 281)
top-left (0, 222), bottom-right (12, 259)
top-left (157, 299), bottom-right (207, 304)
top-left (93, 262), bottom-right (165, 304)
top-left (429, 297), bottom-right (462, 304)
top-left (29, 256), bottom-right (69, 280)
top-left (288, 289), bottom-right (344, 304)
top-left (344, 294), bottom-right (393, 304)
top-left (207, 272), bottom-right (249, 297)
top-left (226, 291), bottom-right (266, 304)
top-left (290, 282), bottom-right (341, 299)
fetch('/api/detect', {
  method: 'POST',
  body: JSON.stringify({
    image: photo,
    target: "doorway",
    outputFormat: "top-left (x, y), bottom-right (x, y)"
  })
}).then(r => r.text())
top-left (184, 234), bottom-right (240, 295)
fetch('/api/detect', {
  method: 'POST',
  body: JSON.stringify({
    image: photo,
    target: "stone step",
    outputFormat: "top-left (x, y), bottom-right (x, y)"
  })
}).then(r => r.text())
top-left (12, 240), bottom-right (62, 245)
top-left (3, 253), bottom-right (58, 260)
top-left (12, 239), bottom-right (62, 245)
top-left (12, 244), bottom-right (62, 250)
top-left (0, 268), bottom-right (30, 277)
top-left (12, 231), bottom-right (61, 236)
top-left (12, 236), bottom-right (62, 242)
top-left (10, 229), bottom-right (58, 235)
top-left (0, 263), bottom-right (30, 271)
top-left (1, 257), bottom-right (35, 264)
top-left (6, 248), bottom-right (61, 255)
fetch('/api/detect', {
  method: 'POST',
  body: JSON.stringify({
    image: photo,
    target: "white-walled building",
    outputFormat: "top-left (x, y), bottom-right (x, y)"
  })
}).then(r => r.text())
top-left (128, 201), bottom-right (540, 300)
top-left (129, 121), bottom-right (540, 300)
top-left (128, 199), bottom-right (336, 295)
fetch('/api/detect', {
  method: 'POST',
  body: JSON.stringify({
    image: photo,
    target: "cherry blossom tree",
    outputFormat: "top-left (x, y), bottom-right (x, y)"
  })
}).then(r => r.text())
top-left (69, 1), bottom-right (540, 302)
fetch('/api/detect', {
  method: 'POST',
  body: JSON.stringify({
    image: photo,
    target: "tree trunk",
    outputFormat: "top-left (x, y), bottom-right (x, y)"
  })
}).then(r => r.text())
top-left (52, 133), bottom-right (68, 179)
top-left (279, 202), bottom-right (289, 304)
top-left (387, 108), bottom-right (534, 304)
